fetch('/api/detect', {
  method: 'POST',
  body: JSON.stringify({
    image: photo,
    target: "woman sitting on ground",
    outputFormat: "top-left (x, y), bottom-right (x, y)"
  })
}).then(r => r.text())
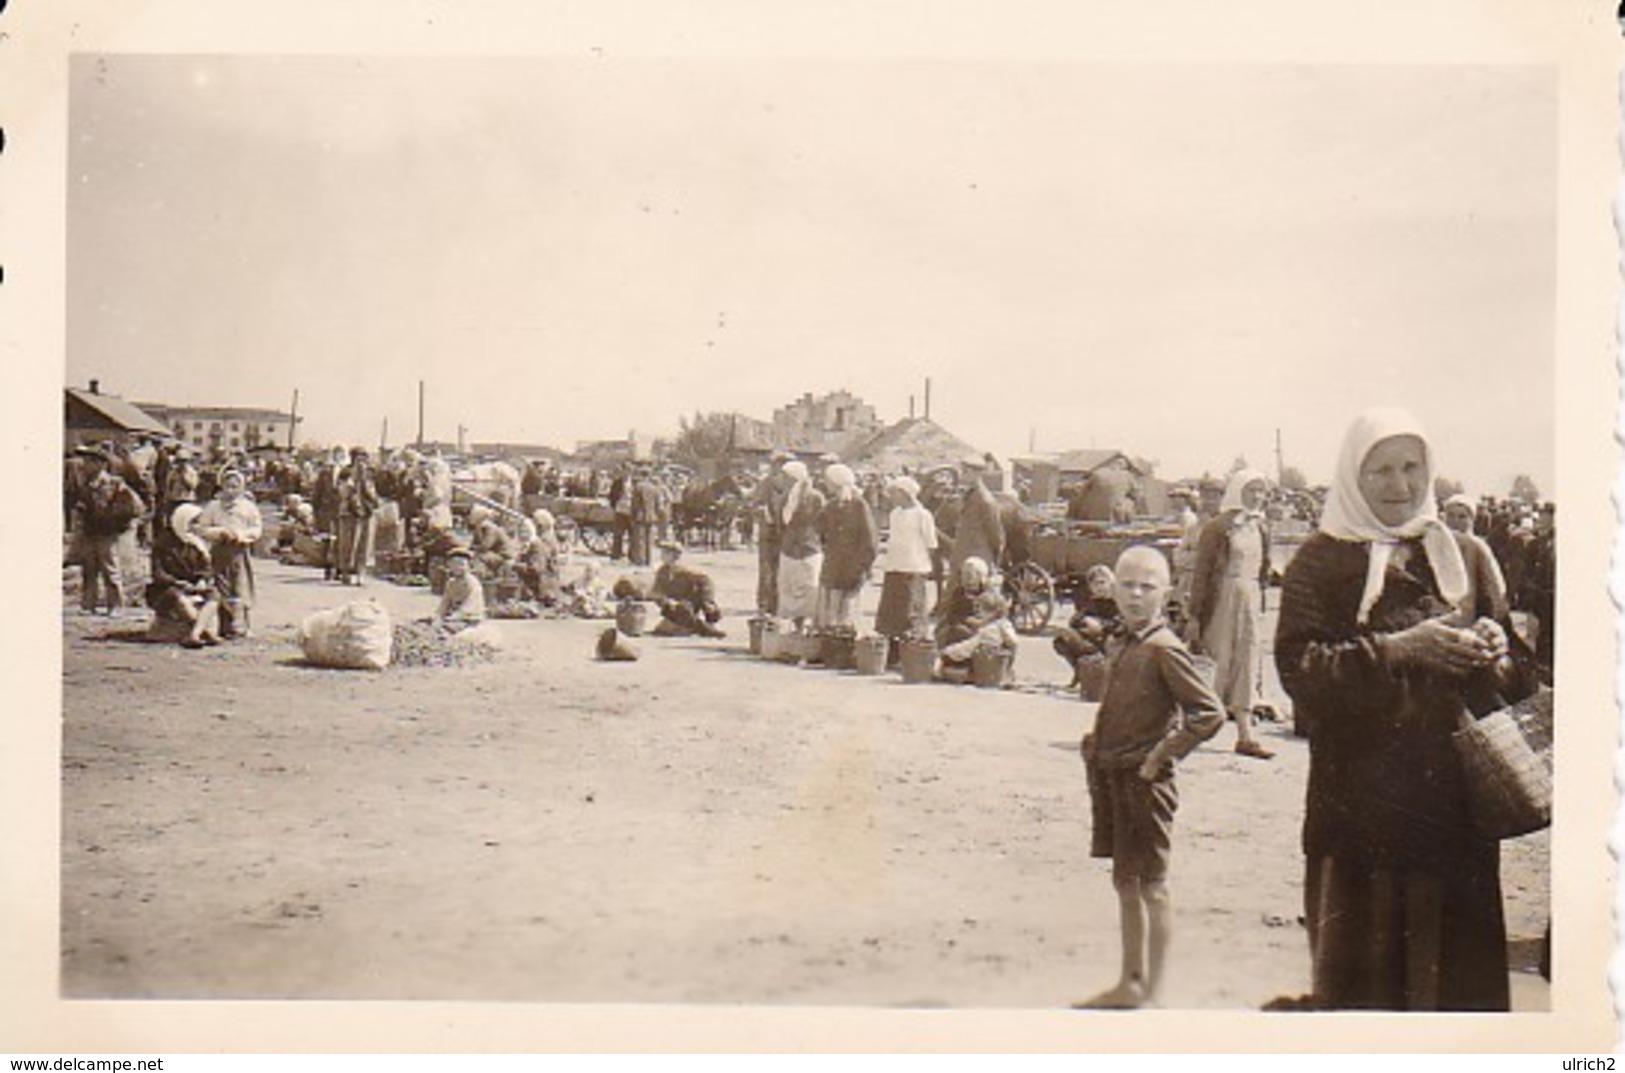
top-left (144, 502), bottom-right (223, 649)
top-left (1053, 563), bottom-right (1123, 688)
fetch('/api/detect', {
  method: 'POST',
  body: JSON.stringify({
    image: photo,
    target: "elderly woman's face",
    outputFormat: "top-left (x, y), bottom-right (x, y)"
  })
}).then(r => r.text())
top-left (1358, 435), bottom-right (1429, 527)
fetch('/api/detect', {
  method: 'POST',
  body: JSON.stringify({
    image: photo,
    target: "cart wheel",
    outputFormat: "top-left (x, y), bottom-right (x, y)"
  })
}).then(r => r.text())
top-left (578, 523), bottom-right (614, 557)
top-left (1005, 563), bottom-right (1055, 635)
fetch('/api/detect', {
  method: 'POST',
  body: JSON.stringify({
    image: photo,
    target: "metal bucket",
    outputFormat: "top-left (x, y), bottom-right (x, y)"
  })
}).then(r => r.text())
top-left (899, 639), bottom-right (937, 684)
top-left (615, 601), bottom-right (649, 637)
top-left (971, 646), bottom-right (1012, 689)
top-left (853, 635), bottom-right (889, 676)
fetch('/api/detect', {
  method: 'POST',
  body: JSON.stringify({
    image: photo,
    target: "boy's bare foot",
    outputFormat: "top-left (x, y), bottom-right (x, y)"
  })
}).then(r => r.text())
top-left (1071, 981), bottom-right (1149, 1009)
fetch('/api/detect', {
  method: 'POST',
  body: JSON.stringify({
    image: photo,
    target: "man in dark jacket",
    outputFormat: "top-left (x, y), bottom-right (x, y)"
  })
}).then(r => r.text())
top-left (649, 541), bottom-right (725, 638)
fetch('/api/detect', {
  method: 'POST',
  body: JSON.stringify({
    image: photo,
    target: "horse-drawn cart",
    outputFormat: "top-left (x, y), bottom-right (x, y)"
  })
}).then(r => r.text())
top-left (1001, 515), bottom-right (1183, 635)
top-left (537, 495), bottom-right (619, 556)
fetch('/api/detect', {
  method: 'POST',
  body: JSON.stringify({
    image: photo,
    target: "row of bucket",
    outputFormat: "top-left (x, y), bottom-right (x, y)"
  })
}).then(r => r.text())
top-left (745, 617), bottom-right (1014, 689)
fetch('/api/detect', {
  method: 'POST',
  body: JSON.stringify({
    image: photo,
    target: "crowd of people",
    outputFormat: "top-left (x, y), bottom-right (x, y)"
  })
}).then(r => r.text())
top-left (63, 406), bottom-right (1557, 1012)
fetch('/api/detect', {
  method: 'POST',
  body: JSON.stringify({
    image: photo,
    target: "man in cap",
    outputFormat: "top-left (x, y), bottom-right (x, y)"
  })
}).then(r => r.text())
top-left (312, 446), bottom-right (348, 580)
top-left (334, 446), bottom-right (380, 585)
top-left (649, 540), bottom-right (726, 638)
top-left (72, 446), bottom-right (146, 614)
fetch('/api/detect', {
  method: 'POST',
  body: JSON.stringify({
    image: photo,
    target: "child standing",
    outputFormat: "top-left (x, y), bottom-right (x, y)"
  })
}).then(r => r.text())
top-left (1077, 545), bottom-right (1225, 1009)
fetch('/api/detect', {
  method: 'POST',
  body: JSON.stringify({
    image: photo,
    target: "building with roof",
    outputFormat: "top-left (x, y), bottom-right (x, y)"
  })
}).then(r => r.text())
top-left (137, 400), bottom-right (298, 455)
top-left (845, 417), bottom-right (989, 477)
top-left (64, 381), bottom-right (173, 450)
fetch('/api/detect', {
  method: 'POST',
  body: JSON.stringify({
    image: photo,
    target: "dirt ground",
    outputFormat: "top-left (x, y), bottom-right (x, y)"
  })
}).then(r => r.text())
top-left (59, 546), bottom-right (1550, 1009)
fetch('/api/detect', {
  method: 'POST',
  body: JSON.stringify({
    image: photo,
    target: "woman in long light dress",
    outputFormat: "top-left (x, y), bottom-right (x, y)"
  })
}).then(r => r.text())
top-left (776, 461), bottom-right (825, 631)
top-left (1187, 468), bottom-right (1274, 759)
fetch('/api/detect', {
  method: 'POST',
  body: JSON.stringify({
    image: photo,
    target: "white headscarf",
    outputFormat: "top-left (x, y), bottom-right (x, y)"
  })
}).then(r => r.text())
top-left (825, 463), bottom-right (857, 499)
top-left (170, 502), bottom-right (208, 555)
top-left (889, 474), bottom-right (921, 500)
top-left (1219, 468), bottom-right (1269, 518)
top-left (781, 460), bottom-right (810, 525)
top-left (1318, 407), bottom-right (1468, 624)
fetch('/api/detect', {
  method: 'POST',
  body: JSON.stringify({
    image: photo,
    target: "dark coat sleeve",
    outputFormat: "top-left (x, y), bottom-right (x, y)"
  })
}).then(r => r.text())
top-left (1186, 518), bottom-right (1226, 635)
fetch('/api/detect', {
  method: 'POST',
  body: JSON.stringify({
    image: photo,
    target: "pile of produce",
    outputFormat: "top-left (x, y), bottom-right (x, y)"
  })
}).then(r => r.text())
top-left (390, 620), bottom-right (501, 669)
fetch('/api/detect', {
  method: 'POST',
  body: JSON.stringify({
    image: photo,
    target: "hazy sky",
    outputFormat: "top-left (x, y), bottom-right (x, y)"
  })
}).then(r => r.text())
top-left (66, 56), bottom-right (1556, 494)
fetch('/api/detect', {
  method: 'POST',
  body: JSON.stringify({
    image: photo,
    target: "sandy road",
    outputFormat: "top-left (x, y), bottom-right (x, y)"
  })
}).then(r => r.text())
top-left (58, 548), bottom-right (1549, 1009)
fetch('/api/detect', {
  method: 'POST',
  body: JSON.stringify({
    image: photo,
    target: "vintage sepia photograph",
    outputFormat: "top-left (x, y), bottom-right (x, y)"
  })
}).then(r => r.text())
top-left (5, 0), bottom-right (1618, 1056)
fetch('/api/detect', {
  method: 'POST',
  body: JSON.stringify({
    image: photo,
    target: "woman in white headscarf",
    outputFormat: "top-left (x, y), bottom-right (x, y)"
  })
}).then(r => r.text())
top-left (195, 468), bottom-right (264, 638)
top-left (873, 475), bottom-right (938, 651)
top-left (775, 460), bottom-right (825, 630)
top-left (1440, 492), bottom-right (1510, 622)
top-left (814, 463), bottom-right (878, 630)
top-left (1187, 468), bottom-right (1275, 760)
top-left (144, 502), bottom-right (223, 648)
top-left (1276, 407), bottom-right (1531, 1010)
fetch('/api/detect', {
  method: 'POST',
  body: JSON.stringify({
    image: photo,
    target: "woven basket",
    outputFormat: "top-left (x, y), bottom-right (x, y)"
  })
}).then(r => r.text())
top-left (1453, 687), bottom-right (1553, 840)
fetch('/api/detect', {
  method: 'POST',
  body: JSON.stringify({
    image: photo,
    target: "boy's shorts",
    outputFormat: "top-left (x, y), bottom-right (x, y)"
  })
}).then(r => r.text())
top-left (1084, 751), bottom-right (1179, 882)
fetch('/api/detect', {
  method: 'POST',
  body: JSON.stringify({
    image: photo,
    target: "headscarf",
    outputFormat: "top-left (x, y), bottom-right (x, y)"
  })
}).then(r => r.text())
top-left (532, 508), bottom-right (556, 531)
top-left (216, 468), bottom-right (245, 497)
top-left (1219, 469), bottom-right (1269, 518)
top-left (1442, 493), bottom-right (1477, 533)
top-left (889, 474), bottom-right (921, 500)
top-left (825, 463), bottom-right (857, 499)
top-left (170, 502), bottom-right (208, 554)
top-left (960, 556), bottom-right (991, 589)
top-left (1318, 407), bottom-right (1468, 624)
top-left (781, 460), bottom-right (810, 525)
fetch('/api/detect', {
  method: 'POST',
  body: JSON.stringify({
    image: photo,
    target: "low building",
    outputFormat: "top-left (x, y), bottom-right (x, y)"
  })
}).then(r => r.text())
top-left (138, 400), bottom-right (298, 455)
top-left (64, 381), bottom-right (172, 450)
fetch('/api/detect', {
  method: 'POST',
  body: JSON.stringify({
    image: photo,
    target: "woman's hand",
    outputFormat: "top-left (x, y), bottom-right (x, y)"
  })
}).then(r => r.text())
top-left (1380, 617), bottom-right (1497, 675)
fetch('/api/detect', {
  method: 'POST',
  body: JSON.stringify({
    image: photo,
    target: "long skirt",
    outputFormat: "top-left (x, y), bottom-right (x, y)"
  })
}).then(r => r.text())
top-left (756, 531), bottom-right (781, 615)
top-left (873, 571), bottom-right (929, 638)
top-left (1204, 574), bottom-right (1260, 714)
top-left (815, 583), bottom-right (862, 630)
top-left (1304, 853), bottom-right (1509, 1010)
top-left (336, 514), bottom-right (376, 578)
top-left (777, 552), bottom-right (822, 622)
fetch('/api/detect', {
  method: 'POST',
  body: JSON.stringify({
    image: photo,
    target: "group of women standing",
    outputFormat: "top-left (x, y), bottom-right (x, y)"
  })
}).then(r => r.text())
top-left (771, 461), bottom-right (881, 634)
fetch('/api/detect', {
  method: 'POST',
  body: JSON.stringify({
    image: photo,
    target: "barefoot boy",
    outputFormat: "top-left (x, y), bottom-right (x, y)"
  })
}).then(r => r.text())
top-left (1077, 545), bottom-right (1225, 1008)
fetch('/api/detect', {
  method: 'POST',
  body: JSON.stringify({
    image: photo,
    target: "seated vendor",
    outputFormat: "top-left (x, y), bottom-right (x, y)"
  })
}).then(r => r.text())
top-left (933, 556), bottom-right (999, 651)
top-left (471, 514), bottom-right (518, 578)
top-left (938, 587), bottom-right (1018, 682)
top-left (144, 502), bottom-right (223, 649)
top-left (516, 509), bottom-right (564, 606)
top-left (649, 540), bottom-right (726, 638)
top-left (435, 545), bottom-right (487, 631)
top-left (1052, 563), bottom-right (1123, 686)
top-left (567, 560), bottom-right (614, 619)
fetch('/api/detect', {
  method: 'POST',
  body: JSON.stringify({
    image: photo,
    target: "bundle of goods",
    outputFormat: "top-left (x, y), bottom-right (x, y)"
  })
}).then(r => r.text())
top-left (390, 619), bottom-right (503, 668)
top-left (299, 600), bottom-right (394, 671)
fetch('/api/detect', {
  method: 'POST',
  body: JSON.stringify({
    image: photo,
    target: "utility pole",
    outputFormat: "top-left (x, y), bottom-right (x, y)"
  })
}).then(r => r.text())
top-left (417, 380), bottom-right (426, 450)
top-left (457, 423), bottom-right (467, 456)
top-left (1275, 428), bottom-right (1284, 484)
top-left (287, 388), bottom-right (299, 451)
top-left (380, 416), bottom-right (389, 454)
